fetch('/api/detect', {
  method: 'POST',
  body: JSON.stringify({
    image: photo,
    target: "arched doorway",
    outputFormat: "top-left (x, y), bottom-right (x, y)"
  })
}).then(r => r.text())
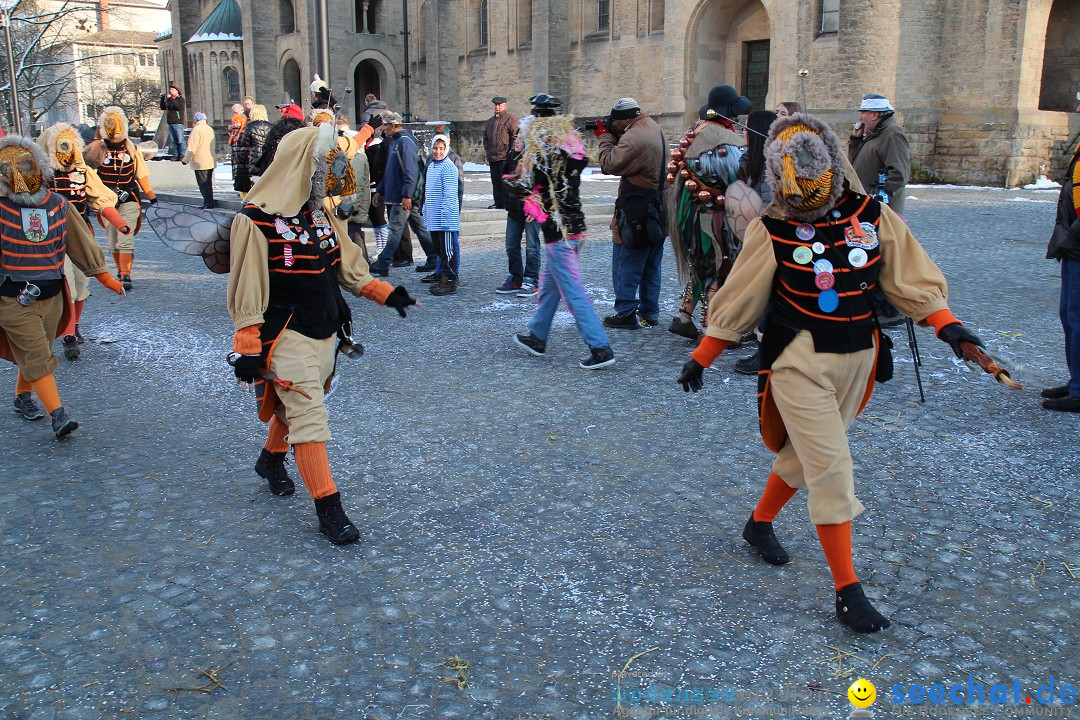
top-left (282, 58), bottom-right (302, 106)
top-left (354, 60), bottom-right (383, 118)
top-left (685, 0), bottom-right (770, 120)
top-left (1039, 0), bottom-right (1080, 111)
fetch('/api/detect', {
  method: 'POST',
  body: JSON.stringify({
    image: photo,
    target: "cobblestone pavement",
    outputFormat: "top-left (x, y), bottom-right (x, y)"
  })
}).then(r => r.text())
top-left (1, 181), bottom-right (1076, 720)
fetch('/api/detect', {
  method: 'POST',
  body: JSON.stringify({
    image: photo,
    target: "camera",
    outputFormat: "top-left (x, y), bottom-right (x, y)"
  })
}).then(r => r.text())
top-left (583, 115), bottom-right (612, 132)
top-left (335, 201), bottom-right (354, 220)
top-left (16, 282), bottom-right (41, 307)
top-left (117, 189), bottom-right (130, 204)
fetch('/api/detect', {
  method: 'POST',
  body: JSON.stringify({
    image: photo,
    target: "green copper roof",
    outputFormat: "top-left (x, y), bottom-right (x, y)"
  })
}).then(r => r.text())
top-left (187, 0), bottom-right (242, 44)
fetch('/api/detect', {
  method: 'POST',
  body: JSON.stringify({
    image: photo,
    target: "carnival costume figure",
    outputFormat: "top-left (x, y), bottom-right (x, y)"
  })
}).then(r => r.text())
top-left (664, 85), bottom-right (750, 340)
top-left (84, 106), bottom-right (158, 290)
top-left (676, 114), bottom-right (991, 632)
top-left (38, 123), bottom-right (132, 360)
top-left (0, 135), bottom-right (126, 438)
top-left (228, 123), bottom-right (416, 545)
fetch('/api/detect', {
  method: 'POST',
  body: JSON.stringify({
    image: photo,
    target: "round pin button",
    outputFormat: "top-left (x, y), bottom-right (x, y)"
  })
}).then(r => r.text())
top-left (848, 248), bottom-right (868, 268)
top-left (831, 210), bottom-right (842, 218)
top-left (792, 246), bottom-right (813, 265)
top-left (813, 258), bottom-right (834, 275)
top-left (811, 241), bottom-right (825, 255)
top-left (796, 223), bottom-right (816, 241)
top-left (815, 272), bottom-right (835, 290)
top-left (818, 289), bottom-right (839, 313)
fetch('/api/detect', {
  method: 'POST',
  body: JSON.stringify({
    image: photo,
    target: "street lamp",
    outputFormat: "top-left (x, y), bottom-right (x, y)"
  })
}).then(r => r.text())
top-left (0, 0), bottom-right (21, 135)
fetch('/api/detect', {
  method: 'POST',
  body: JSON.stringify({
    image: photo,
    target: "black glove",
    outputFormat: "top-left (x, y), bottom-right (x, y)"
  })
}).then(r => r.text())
top-left (148, 196), bottom-right (158, 205)
top-left (366, 115), bottom-right (382, 130)
top-left (677, 358), bottom-right (705, 393)
top-left (231, 354), bottom-right (262, 383)
top-left (938, 322), bottom-right (984, 359)
top-left (384, 285), bottom-right (416, 317)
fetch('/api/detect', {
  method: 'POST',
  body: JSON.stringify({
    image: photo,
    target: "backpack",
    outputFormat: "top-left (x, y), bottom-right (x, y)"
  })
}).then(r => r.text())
top-left (396, 135), bottom-right (426, 207)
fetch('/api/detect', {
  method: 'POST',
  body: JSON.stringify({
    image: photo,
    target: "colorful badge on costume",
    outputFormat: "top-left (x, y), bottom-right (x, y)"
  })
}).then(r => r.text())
top-left (818, 289), bottom-right (839, 313)
top-left (815, 272), bottom-right (835, 290)
top-left (69, 171), bottom-right (86, 185)
top-left (283, 244), bottom-right (294, 267)
top-left (848, 248), bottom-right (868, 268)
top-left (811, 241), bottom-right (825, 255)
top-left (845, 221), bottom-right (879, 249)
top-left (21, 208), bottom-right (49, 243)
top-left (796, 223), bottom-right (816, 241)
top-left (312, 209), bottom-right (329, 228)
top-left (792, 246), bottom-right (813, 265)
top-left (813, 258), bottom-right (833, 275)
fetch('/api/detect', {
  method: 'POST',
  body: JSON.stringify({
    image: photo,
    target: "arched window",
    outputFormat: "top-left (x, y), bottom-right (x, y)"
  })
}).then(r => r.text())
top-left (1039, 0), bottom-right (1080, 111)
top-left (353, 60), bottom-right (382, 119)
top-left (283, 58), bottom-right (302, 106)
top-left (224, 67), bottom-right (241, 102)
top-left (280, 0), bottom-right (296, 34)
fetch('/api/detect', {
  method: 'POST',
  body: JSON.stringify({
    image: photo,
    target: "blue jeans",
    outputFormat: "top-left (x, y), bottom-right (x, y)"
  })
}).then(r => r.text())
top-left (505, 216), bottom-right (541, 282)
top-left (374, 203), bottom-right (435, 269)
top-left (528, 239), bottom-right (610, 350)
top-left (168, 123), bottom-right (186, 158)
top-left (611, 241), bottom-right (663, 321)
top-left (1060, 258), bottom-right (1080, 397)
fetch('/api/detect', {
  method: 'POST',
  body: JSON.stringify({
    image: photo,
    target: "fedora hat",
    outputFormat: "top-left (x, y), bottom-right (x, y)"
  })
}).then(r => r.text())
top-left (698, 84), bottom-right (752, 122)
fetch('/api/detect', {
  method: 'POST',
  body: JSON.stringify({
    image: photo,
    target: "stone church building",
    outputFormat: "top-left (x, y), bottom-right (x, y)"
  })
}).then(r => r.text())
top-left (158, 0), bottom-right (1079, 184)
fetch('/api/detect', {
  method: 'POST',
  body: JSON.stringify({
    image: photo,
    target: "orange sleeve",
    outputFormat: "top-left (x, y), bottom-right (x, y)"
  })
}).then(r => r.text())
top-left (94, 272), bottom-right (124, 294)
top-left (232, 324), bottom-right (263, 354)
top-left (137, 176), bottom-right (155, 200)
top-left (925, 309), bottom-right (960, 337)
top-left (100, 206), bottom-right (129, 233)
top-left (359, 278), bottom-right (394, 305)
top-left (690, 335), bottom-right (729, 368)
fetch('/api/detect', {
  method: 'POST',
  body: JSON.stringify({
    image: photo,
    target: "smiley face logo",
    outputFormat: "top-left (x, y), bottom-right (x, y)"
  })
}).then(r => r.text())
top-left (848, 678), bottom-right (876, 708)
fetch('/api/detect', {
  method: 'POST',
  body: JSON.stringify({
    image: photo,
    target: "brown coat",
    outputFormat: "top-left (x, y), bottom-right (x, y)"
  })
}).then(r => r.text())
top-left (483, 111), bottom-right (518, 162)
top-left (847, 115), bottom-right (910, 213)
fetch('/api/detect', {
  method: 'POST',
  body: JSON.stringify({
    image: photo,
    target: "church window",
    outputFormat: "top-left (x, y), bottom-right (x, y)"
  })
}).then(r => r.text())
top-left (597, 0), bottom-right (610, 31)
top-left (224, 67), bottom-right (241, 102)
top-left (819, 0), bottom-right (838, 34)
top-left (280, 0), bottom-right (296, 34)
top-left (479, 0), bottom-right (489, 47)
top-left (518, 0), bottom-right (532, 45)
top-left (649, 0), bottom-right (663, 32)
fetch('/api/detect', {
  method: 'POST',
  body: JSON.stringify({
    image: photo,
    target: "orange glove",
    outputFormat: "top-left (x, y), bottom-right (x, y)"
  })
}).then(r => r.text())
top-left (94, 272), bottom-right (125, 296)
top-left (137, 176), bottom-right (156, 203)
top-left (100, 206), bottom-right (130, 234)
top-left (232, 324), bottom-right (263, 354)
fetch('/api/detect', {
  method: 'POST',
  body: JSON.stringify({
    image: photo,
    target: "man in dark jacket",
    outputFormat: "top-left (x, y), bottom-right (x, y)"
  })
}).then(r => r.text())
top-left (483, 96), bottom-right (518, 209)
top-left (595, 97), bottom-right (667, 329)
top-left (159, 83), bottom-right (186, 159)
top-left (1043, 92), bottom-right (1080, 412)
top-left (369, 112), bottom-right (436, 276)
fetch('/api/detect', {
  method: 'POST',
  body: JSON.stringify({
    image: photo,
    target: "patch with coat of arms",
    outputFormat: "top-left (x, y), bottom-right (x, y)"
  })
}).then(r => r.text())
top-left (21, 208), bottom-right (49, 243)
top-left (844, 221), bottom-right (879, 250)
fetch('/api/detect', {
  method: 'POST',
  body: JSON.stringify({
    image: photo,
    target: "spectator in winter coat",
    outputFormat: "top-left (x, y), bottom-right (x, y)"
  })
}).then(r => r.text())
top-left (127, 116), bottom-right (145, 141)
top-left (483, 96), bottom-right (518, 209)
top-left (421, 134), bottom-right (461, 295)
top-left (159, 83), bottom-right (187, 159)
top-left (360, 94), bottom-right (388, 126)
top-left (235, 104), bottom-right (271, 195)
top-left (848, 93), bottom-right (909, 214)
top-left (249, 116), bottom-right (305, 178)
top-left (228, 104), bottom-right (248, 189)
top-left (183, 112), bottom-right (216, 209)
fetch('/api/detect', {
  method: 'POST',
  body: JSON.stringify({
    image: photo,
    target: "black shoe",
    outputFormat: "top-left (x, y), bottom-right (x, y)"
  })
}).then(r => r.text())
top-left (313, 492), bottom-right (361, 545)
top-left (62, 335), bottom-right (80, 361)
top-left (415, 260), bottom-right (437, 273)
top-left (74, 324), bottom-right (85, 344)
top-left (121, 275), bottom-right (132, 291)
top-left (1042, 395), bottom-right (1080, 412)
top-left (580, 346), bottom-right (615, 369)
top-left (1041, 384), bottom-right (1070, 399)
top-left (668, 315), bottom-right (700, 340)
top-left (835, 582), bottom-right (891, 633)
top-left (734, 351), bottom-right (759, 376)
top-left (420, 273), bottom-right (442, 284)
top-left (392, 259), bottom-right (413, 267)
top-left (487, 203), bottom-right (498, 209)
top-left (13, 392), bottom-right (45, 421)
top-left (877, 312), bottom-right (904, 328)
top-left (603, 312), bottom-right (640, 330)
top-left (369, 264), bottom-right (389, 277)
top-left (430, 279), bottom-right (458, 296)
top-left (255, 448), bottom-right (296, 496)
top-left (742, 514), bottom-right (791, 565)
top-left (50, 407), bottom-right (78, 439)
top-left (513, 332), bottom-right (547, 356)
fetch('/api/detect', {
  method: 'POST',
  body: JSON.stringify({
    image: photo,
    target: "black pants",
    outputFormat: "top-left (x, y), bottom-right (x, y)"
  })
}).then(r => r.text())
top-left (431, 230), bottom-right (458, 281)
top-left (489, 159), bottom-right (506, 208)
top-left (194, 169), bottom-right (214, 209)
top-left (347, 221), bottom-right (368, 263)
top-left (393, 223), bottom-right (414, 263)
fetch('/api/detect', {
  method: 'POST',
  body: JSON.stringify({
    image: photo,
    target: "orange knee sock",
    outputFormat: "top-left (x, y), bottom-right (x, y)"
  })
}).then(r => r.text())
top-left (118, 253), bottom-right (133, 277)
top-left (73, 299), bottom-right (85, 324)
top-left (264, 416), bottom-right (290, 453)
top-left (29, 373), bottom-right (62, 413)
top-left (111, 252), bottom-right (121, 273)
top-left (293, 442), bottom-right (337, 499)
top-left (816, 521), bottom-right (858, 590)
top-left (753, 472), bottom-right (797, 523)
top-left (15, 371), bottom-right (31, 395)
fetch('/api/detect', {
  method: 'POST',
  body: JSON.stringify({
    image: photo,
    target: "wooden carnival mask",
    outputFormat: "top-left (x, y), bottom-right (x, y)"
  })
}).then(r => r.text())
top-left (103, 112), bottom-right (127, 142)
top-left (55, 128), bottom-right (82, 170)
top-left (0, 145), bottom-right (44, 195)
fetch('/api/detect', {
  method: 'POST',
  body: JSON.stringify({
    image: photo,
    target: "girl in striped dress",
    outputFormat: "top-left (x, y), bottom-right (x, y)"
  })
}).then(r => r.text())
top-left (423, 134), bottom-right (461, 295)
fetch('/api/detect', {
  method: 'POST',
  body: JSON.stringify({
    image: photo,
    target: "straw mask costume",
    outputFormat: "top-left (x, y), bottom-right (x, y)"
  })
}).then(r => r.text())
top-left (0, 136), bottom-right (125, 438)
top-left (676, 113), bottom-right (994, 633)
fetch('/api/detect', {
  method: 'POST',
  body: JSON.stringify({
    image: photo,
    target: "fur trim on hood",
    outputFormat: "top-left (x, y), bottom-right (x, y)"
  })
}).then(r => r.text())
top-left (97, 105), bottom-right (129, 142)
top-left (764, 113), bottom-right (846, 223)
top-left (37, 122), bottom-right (85, 171)
top-left (0, 135), bottom-right (54, 206)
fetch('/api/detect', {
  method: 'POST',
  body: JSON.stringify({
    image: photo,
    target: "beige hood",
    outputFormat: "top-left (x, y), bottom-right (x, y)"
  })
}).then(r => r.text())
top-left (245, 123), bottom-right (344, 217)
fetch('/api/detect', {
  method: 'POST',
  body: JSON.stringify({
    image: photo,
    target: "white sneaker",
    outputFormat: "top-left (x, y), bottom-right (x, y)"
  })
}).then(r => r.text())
top-left (516, 280), bottom-right (537, 297)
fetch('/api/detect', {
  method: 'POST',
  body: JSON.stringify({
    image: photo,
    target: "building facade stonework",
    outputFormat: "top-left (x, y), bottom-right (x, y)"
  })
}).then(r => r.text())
top-left (159, 0), bottom-right (1079, 185)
